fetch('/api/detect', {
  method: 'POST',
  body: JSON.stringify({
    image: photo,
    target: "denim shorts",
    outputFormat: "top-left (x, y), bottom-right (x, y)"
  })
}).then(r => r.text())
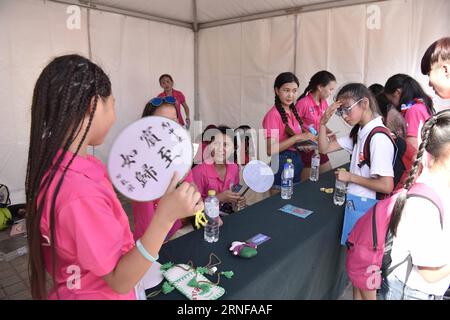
top-left (272, 150), bottom-right (304, 189)
top-left (380, 275), bottom-right (444, 300)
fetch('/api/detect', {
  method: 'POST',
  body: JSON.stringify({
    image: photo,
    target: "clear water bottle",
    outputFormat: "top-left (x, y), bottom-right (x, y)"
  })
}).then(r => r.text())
top-left (333, 168), bottom-right (347, 206)
top-left (204, 190), bottom-right (220, 243)
top-left (309, 150), bottom-right (320, 182)
top-left (281, 159), bottom-right (294, 200)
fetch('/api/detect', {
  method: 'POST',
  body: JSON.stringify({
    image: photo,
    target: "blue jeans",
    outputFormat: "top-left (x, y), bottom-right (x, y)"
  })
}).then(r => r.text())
top-left (380, 275), bottom-right (444, 300)
top-left (272, 150), bottom-right (303, 189)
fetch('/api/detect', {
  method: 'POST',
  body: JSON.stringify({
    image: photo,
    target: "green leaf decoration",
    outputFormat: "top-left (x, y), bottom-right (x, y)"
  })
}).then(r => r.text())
top-left (221, 271), bottom-right (234, 279)
top-left (162, 281), bottom-right (175, 294)
top-left (198, 283), bottom-right (211, 295)
top-left (160, 262), bottom-right (174, 271)
top-left (196, 267), bottom-right (209, 275)
top-left (187, 277), bottom-right (198, 288)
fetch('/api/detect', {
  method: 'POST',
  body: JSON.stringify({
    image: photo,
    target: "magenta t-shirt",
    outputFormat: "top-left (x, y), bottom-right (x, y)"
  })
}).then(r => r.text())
top-left (191, 163), bottom-right (240, 200)
top-left (40, 150), bottom-right (136, 300)
top-left (295, 93), bottom-right (328, 133)
top-left (131, 170), bottom-right (194, 241)
top-left (262, 105), bottom-right (303, 151)
top-left (403, 103), bottom-right (431, 138)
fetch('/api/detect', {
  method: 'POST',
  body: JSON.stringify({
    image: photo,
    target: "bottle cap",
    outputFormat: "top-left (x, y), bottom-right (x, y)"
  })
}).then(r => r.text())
top-left (286, 159), bottom-right (292, 164)
top-left (308, 126), bottom-right (318, 136)
top-left (208, 190), bottom-right (216, 196)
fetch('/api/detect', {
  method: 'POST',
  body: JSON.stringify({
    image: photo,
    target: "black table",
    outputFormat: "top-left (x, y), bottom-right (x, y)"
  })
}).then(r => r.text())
top-left (149, 168), bottom-right (348, 300)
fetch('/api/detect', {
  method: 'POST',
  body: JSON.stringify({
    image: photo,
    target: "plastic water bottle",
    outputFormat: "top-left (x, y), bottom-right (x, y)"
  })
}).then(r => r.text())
top-left (204, 190), bottom-right (220, 243)
top-left (333, 168), bottom-right (347, 206)
top-left (310, 150), bottom-right (320, 182)
top-left (281, 159), bottom-right (294, 200)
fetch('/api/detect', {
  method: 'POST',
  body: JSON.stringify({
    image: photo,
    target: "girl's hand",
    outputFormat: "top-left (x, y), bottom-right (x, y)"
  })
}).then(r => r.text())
top-left (327, 130), bottom-right (338, 142)
top-left (320, 102), bottom-right (342, 125)
top-left (335, 170), bottom-right (352, 183)
top-left (217, 190), bottom-right (241, 204)
top-left (156, 173), bottom-right (204, 224)
top-left (295, 132), bottom-right (318, 142)
top-left (237, 196), bottom-right (246, 208)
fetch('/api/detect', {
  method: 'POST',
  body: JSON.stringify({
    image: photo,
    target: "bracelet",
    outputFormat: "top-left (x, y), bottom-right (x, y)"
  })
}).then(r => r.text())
top-left (136, 239), bottom-right (159, 263)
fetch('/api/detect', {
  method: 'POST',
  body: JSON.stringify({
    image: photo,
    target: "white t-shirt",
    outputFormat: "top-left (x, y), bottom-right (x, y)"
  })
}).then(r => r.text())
top-left (389, 170), bottom-right (450, 296)
top-left (337, 116), bottom-right (395, 199)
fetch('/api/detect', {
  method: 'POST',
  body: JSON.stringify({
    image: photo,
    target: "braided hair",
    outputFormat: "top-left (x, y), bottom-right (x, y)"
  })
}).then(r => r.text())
top-left (273, 72), bottom-right (303, 137)
top-left (25, 55), bottom-right (111, 299)
top-left (389, 109), bottom-right (450, 236)
top-left (297, 70), bottom-right (336, 101)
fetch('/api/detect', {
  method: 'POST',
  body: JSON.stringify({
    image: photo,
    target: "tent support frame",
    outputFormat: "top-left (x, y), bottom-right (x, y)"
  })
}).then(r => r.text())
top-left (48, 0), bottom-right (390, 31)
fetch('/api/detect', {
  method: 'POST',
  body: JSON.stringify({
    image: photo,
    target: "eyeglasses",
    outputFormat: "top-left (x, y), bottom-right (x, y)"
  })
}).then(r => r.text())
top-left (149, 96), bottom-right (176, 106)
top-left (335, 98), bottom-right (363, 117)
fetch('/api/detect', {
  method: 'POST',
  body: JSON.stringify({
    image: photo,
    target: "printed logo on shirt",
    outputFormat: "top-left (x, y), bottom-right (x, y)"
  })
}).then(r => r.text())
top-left (66, 265), bottom-right (81, 290)
top-left (359, 152), bottom-right (365, 164)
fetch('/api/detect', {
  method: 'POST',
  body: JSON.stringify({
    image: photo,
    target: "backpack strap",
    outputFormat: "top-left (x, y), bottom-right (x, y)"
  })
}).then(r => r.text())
top-left (407, 183), bottom-right (444, 229)
top-left (358, 127), bottom-right (398, 200)
top-left (358, 126), bottom-right (396, 169)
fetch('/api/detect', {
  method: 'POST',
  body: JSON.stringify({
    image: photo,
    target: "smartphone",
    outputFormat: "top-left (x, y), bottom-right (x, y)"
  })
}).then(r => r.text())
top-left (231, 184), bottom-right (243, 193)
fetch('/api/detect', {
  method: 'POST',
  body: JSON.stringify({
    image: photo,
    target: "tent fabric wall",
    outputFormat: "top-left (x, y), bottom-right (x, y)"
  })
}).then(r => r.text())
top-left (1, 0), bottom-right (449, 203)
top-left (198, 0), bottom-right (450, 167)
top-left (0, 0), bottom-right (194, 203)
top-left (89, 10), bottom-right (194, 167)
top-left (199, 15), bottom-right (296, 164)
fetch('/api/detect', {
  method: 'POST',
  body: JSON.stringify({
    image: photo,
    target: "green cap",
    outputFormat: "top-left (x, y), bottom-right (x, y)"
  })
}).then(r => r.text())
top-left (208, 190), bottom-right (216, 196)
top-left (286, 159), bottom-right (292, 164)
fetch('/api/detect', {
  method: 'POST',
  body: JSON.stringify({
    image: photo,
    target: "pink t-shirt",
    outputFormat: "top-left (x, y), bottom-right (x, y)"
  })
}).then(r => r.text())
top-left (40, 150), bottom-right (136, 300)
top-left (158, 89), bottom-right (186, 126)
top-left (262, 105), bottom-right (303, 151)
top-left (295, 93), bottom-right (328, 133)
top-left (131, 171), bottom-right (194, 241)
top-left (191, 163), bottom-right (240, 199)
top-left (403, 103), bottom-right (432, 138)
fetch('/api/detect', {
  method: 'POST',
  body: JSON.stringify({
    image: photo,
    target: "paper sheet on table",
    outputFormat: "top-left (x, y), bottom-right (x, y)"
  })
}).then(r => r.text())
top-left (279, 204), bottom-right (314, 219)
top-left (141, 261), bottom-right (164, 290)
top-left (243, 160), bottom-right (274, 193)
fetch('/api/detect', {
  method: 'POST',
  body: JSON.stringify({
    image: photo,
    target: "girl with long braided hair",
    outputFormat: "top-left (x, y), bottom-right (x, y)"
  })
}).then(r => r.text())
top-left (381, 109), bottom-right (450, 300)
top-left (26, 55), bottom-right (203, 299)
top-left (295, 71), bottom-right (337, 180)
top-left (262, 72), bottom-right (317, 194)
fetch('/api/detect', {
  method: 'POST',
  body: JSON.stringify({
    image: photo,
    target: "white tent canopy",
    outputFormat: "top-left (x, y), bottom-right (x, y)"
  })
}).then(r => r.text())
top-left (1, 0), bottom-right (449, 203)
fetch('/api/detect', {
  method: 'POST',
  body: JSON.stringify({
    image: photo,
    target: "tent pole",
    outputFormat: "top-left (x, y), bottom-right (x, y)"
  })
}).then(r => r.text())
top-left (193, 0), bottom-right (200, 122)
top-left (293, 14), bottom-right (299, 74)
top-left (47, 0), bottom-right (192, 29)
top-left (199, 0), bottom-right (389, 29)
